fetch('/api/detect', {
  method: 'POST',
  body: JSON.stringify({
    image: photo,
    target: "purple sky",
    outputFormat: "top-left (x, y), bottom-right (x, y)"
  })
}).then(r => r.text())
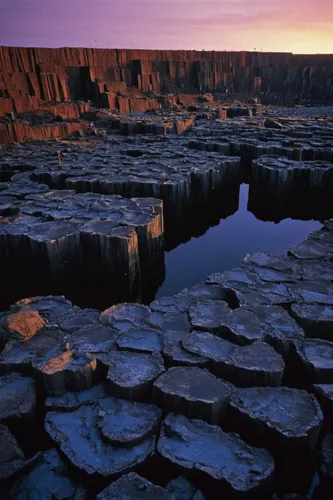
top-left (1, 0), bottom-right (332, 53)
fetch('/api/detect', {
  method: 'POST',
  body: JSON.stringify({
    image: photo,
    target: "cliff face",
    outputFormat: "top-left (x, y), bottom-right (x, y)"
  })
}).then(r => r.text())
top-left (0, 46), bottom-right (332, 118)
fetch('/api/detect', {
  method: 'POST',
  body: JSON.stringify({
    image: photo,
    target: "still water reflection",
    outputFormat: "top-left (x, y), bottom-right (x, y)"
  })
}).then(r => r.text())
top-left (157, 184), bottom-right (322, 298)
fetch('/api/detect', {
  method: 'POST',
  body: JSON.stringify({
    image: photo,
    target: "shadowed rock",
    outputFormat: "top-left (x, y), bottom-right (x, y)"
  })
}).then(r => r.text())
top-left (291, 303), bottom-right (333, 341)
top-left (96, 397), bottom-right (161, 446)
top-left (105, 351), bottom-right (165, 400)
top-left (181, 331), bottom-right (236, 369)
top-left (158, 413), bottom-right (274, 496)
top-left (229, 387), bottom-right (323, 453)
top-left (313, 384), bottom-right (333, 422)
top-left (295, 339), bottom-right (333, 383)
top-left (4, 448), bottom-right (86, 499)
top-left (45, 405), bottom-right (155, 476)
top-left (0, 327), bottom-right (65, 375)
top-left (153, 366), bottom-right (231, 424)
top-left (46, 383), bottom-right (109, 411)
top-left (166, 476), bottom-right (205, 500)
top-left (117, 328), bottom-right (164, 353)
top-left (96, 472), bottom-right (176, 499)
top-left (318, 433), bottom-right (333, 483)
top-left (163, 331), bottom-right (209, 367)
top-left (100, 303), bottom-right (151, 331)
top-left (189, 300), bottom-right (230, 331)
top-left (0, 424), bottom-right (39, 481)
top-left (35, 350), bottom-right (97, 396)
top-left (70, 324), bottom-right (120, 355)
top-left (0, 373), bottom-right (36, 422)
top-left (217, 342), bottom-right (285, 387)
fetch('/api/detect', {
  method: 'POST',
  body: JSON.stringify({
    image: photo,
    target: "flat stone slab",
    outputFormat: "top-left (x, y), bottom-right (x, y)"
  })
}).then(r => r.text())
top-left (217, 342), bottom-right (285, 387)
top-left (0, 327), bottom-right (65, 374)
top-left (35, 350), bottom-right (97, 396)
top-left (0, 424), bottom-right (39, 481)
top-left (70, 324), bottom-right (120, 354)
top-left (163, 331), bottom-right (209, 367)
top-left (117, 328), bottom-right (164, 353)
top-left (291, 303), bottom-right (333, 341)
top-left (229, 387), bottom-right (323, 453)
top-left (45, 405), bottom-right (155, 476)
top-left (4, 448), bottom-right (86, 499)
top-left (295, 339), bottom-right (333, 383)
top-left (181, 331), bottom-right (237, 363)
top-left (45, 383), bottom-right (109, 411)
top-left (96, 472), bottom-right (177, 499)
top-left (189, 300), bottom-right (231, 331)
top-left (0, 373), bottom-right (36, 422)
top-left (158, 413), bottom-right (274, 495)
top-left (153, 366), bottom-right (231, 423)
top-left (106, 351), bottom-right (165, 400)
top-left (290, 281), bottom-right (333, 306)
top-left (100, 303), bottom-right (151, 331)
top-left (97, 397), bottom-right (162, 446)
top-left (11, 295), bottom-right (73, 322)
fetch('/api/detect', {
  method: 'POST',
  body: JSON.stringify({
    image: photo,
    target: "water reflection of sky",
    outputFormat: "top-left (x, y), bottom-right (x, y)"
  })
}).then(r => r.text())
top-left (157, 184), bottom-right (322, 298)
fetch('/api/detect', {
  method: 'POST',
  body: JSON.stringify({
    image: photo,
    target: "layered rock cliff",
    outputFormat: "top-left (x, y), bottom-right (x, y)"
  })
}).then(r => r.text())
top-left (0, 46), bottom-right (332, 118)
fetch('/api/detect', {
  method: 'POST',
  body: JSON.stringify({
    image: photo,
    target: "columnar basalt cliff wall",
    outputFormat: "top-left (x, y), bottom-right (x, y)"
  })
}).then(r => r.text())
top-left (0, 47), bottom-right (332, 118)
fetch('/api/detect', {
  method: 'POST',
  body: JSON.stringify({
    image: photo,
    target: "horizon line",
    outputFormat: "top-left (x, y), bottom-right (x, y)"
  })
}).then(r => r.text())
top-left (1, 44), bottom-right (333, 56)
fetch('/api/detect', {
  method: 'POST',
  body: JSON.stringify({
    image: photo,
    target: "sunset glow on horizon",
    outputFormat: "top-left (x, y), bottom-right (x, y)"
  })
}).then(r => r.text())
top-left (1, 0), bottom-right (332, 54)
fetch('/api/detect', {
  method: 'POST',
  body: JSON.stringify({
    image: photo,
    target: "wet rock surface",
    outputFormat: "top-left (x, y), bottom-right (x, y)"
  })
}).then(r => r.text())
top-left (229, 387), bottom-right (323, 453)
top-left (1, 104), bottom-right (333, 498)
top-left (153, 366), bottom-right (231, 423)
top-left (106, 350), bottom-right (165, 400)
top-left (45, 401), bottom-right (156, 476)
top-left (158, 413), bottom-right (274, 495)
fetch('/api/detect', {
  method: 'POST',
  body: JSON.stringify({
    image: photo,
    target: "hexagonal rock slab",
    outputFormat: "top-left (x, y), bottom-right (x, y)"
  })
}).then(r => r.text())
top-left (313, 384), bottom-right (333, 422)
top-left (163, 331), bottom-right (209, 367)
top-left (229, 387), bottom-right (323, 454)
top-left (0, 327), bottom-right (65, 374)
top-left (35, 350), bottom-right (97, 396)
top-left (217, 342), bottom-right (285, 387)
top-left (291, 303), bottom-right (333, 341)
top-left (158, 413), bottom-right (274, 496)
top-left (181, 331), bottom-right (237, 364)
top-left (96, 472), bottom-right (176, 499)
top-left (45, 383), bottom-right (109, 412)
top-left (105, 351), bottom-right (165, 400)
top-left (100, 303), bottom-right (151, 331)
top-left (0, 425), bottom-right (39, 481)
top-left (45, 405), bottom-right (155, 477)
top-left (294, 339), bottom-right (333, 384)
top-left (153, 367), bottom-right (231, 424)
top-left (117, 328), bottom-right (164, 353)
top-left (166, 477), bottom-right (205, 500)
top-left (189, 300), bottom-right (230, 331)
top-left (11, 296), bottom-right (73, 322)
top-left (97, 397), bottom-right (162, 446)
top-left (4, 448), bottom-right (86, 499)
top-left (2, 310), bottom-right (45, 341)
top-left (70, 324), bottom-right (120, 354)
top-left (0, 373), bottom-right (36, 422)
top-left (290, 281), bottom-right (333, 306)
